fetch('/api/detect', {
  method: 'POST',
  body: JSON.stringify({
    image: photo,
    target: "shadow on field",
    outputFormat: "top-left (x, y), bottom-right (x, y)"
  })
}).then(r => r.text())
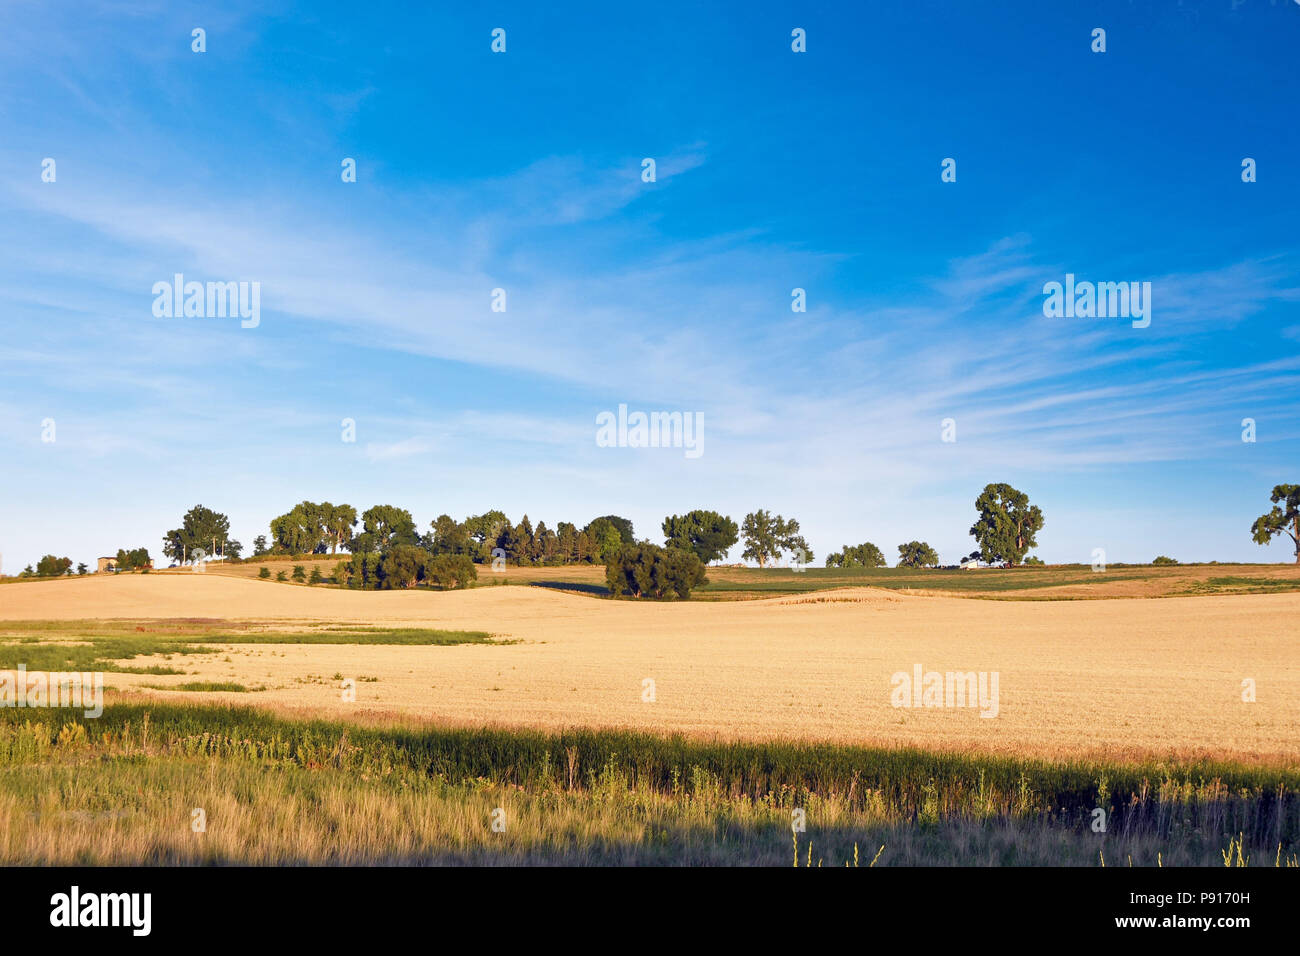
top-left (527, 580), bottom-right (611, 597)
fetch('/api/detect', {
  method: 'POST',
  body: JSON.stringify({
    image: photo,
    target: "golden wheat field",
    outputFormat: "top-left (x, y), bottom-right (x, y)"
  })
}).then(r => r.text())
top-left (3, 573), bottom-right (1295, 764)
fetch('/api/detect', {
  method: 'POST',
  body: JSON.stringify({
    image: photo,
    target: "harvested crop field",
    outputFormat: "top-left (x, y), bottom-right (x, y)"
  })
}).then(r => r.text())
top-left (1, 574), bottom-right (1295, 763)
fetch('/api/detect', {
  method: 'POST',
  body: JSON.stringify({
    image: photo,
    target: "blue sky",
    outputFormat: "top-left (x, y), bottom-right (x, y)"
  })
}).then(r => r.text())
top-left (2, 0), bottom-right (1298, 571)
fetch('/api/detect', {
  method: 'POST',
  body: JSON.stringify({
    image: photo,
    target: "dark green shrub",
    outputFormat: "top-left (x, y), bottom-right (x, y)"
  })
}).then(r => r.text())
top-left (258, 566), bottom-right (271, 579)
top-left (291, 565), bottom-right (306, 582)
top-left (427, 554), bottom-right (477, 590)
top-left (333, 560), bottom-right (351, 587)
top-left (378, 545), bottom-right (426, 589)
top-left (605, 543), bottom-right (707, 599)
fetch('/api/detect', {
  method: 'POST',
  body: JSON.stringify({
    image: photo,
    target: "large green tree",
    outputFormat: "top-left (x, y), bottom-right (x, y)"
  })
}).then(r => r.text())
top-left (662, 510), bottom-right (739, 564)
top-left (969, 483), bottom-right (1044, 567)
top-left (494, 520), bottom-right (524, 565)
top-left (587, 515), bottom-right (635, 545)
top-left (1251, 483), bottom-right (1300, 563)
top-left (514, 515), bottom-right (536, 565)
top-left (741, 510), bottom-right (812, 567)
top-left (464, 510), bottom-right (509, 562)
top-left (825, 542), bottom-right (886, 568)
top-left (426, 514), bottom-right (471, 556)
top-left (269, 500), bottom-right (353, 554)
top-left (896, 541), bottom-right (940, 568)
top-left (320, 502), bottom-right (358, 553)
top-left (270, 501), bottom-right (326, 555)
top-left (534, 520), bottom-right (557, 563)
top-left (583, 517), bottom-right (625, 563)
top-left (556, 522), bottom-right (578, 562)
top-left (163, 504), bottom-right (231, 564)
top-left (352, 505), bottom-right (419, 554)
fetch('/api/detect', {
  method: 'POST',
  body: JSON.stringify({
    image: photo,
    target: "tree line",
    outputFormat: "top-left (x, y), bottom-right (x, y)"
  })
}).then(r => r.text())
top-left (13, 481), bottom-right (1299, 588)
top-left (255, 501), bottom-right (644, 567)
top-left (826, 483), bottom-right (1047, 569)
top-left (16, 547), bottom-right (151, 579)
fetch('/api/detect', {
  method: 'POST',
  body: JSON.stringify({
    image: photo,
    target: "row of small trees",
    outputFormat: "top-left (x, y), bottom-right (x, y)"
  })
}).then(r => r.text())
top-left (825, 541), bottom-right (943, 568)
top-left (821, 483), bottom-right (1300, 568)
top-left (252, 502), bottom-right (805, 570)
top-left (16, 546), bottom-right (152, 578)
top-left (162, 484), bottom-right (1047, 575)
top-left (826, 485), bottom-right (1045, 568)
top-left (17, 555), bottom-right (77, 577)
top-left (256, 501), bottom-right (637, 567)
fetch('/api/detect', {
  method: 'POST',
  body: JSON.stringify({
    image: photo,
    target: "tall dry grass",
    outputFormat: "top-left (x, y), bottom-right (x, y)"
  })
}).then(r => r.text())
top-left (1, 704), bottom-right (1295, 865)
